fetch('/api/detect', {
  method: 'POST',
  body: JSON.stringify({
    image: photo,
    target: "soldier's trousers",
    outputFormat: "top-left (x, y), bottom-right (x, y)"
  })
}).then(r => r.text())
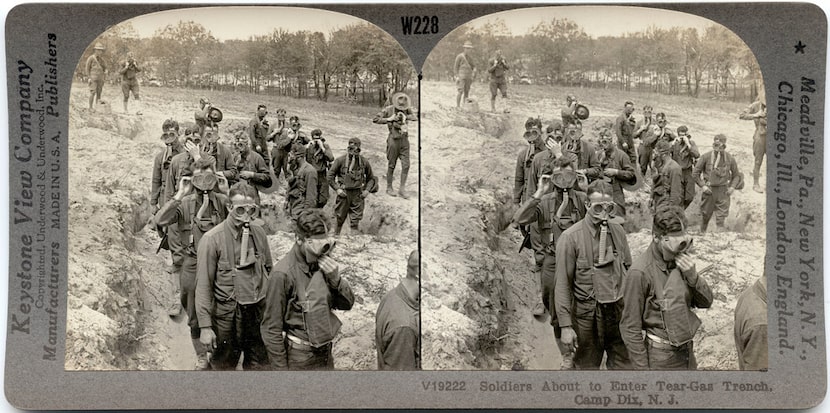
top-left (285, 341), bottom-right (334, 370)
top-left (271, 147), bottom-right (289, 179)
top-left (386, 136), bottom-right (410, 180)
top-left (315, 171), bottom-right (330, 208)
top-left (753, 133), bottom-right (766, 180)
top-left (572, 299), bottom-right (631, 370)
top-left (210, 300), bottom-right (269, 371)
top-left (334, 188), bottom-right (365, 229)
top-left (680, 168), bottom-right (696, 209)
top-left (639, 143), bottom-right (653, 176)
top-left (180, 255), bottom-right (199, 339)
top-left (646, 339), bottom-right (697, 370)
top-left (701, 185), bottom-right (730, 228)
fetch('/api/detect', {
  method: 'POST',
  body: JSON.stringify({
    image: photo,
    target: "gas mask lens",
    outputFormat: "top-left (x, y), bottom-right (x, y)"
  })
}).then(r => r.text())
top-left (162, 131), bottom-right (177, 143)
top-left (589, 202), bottom-right (616, 216)
top-left (664, 234), bottom-right (694, 254)
top-left (231, 204), bottom-right (258, 218)
top-left (191, 173), bottom-right (218, 191)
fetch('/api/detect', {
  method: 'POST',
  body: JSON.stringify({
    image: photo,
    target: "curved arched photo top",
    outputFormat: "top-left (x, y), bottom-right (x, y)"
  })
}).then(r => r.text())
top-left (66, 5), bottom-right (419, 372)
top-left (421, 5), bottom-right (767, 372)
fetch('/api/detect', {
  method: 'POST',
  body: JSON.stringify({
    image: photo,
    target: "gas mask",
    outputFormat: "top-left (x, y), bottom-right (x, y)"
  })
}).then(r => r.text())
top-left (713, 141), bottom-right (726, 154)
top-left (233, 137), bottom-right (249, 154)
top-left (348, 144), bottom-right (361, 157)
top-left (191, 172), bottom-right (218, 192)
top-left (551, 168), bottom-right (577, 190)
top-left (523, 128), bottom-right (541, 143)
top-left (161, 130), bottom-right (178, 146)
top-left (229, 203), bottom-right (258, 223)
top-left (587, 200), bottom-right (616, 221)
top-left (306, 236), bottom-right (337, 258)
top-left (660, 232), bottom-right (694, 256)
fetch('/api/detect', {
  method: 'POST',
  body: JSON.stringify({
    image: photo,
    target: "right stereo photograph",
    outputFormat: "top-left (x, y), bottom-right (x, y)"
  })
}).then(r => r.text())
top-left (420, 5), bottom-right (767, 372)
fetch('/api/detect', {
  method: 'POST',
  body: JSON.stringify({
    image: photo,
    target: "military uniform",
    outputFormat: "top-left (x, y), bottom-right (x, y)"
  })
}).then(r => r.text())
top-left (306, 140), bottom-right (335, 208)
top-left (693, 150), bottom-right (740, 231)
top-left (670, 138), bottom-right (700, 209)
top-left (375, 283), bottom-right (420, 370)
top-left (328, 153), bottom-right (377, 233)
top-left (554, 218), bottom-right (632, 369)
top-left (233, 150), bottom-right (271, 205)
top-left (248, 116), bottom-right (272, 162)
top-left (599, 147), bottom-right (636, 218)
top-left (620, 244), bottom-right (713, 370)
top-left (286, 162), bottom-right (318, 220)
top-left (195, 220), bottom-right (273, 370)
top-left (260, 245), bottom-right (355, 370)
top-left (373, 105), bottom-right (413, 194)
top-left (514, 141), bottom-right (548, 268)
top-left (613, 113), bottom-right (637, 164)
top-left (734, 279), bottom-right (768, 370)
top-left (651, 158), bottom-right (684, 211)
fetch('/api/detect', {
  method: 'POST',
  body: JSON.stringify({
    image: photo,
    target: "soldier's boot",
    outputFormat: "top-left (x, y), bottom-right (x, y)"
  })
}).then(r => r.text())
top-left (350, 224), bottom-right (360, 235)
top-left (386, 171), bottom-right (396, 197)
top-left (700, 217), bottom-right (711, 233)
top-left (192, 339), bottom-right (210, 370)
top-left (752, 171), bottom-right (763, 193)
top-left (398, 174), bottom-right (409, 199)
top-left (167, 268), bottom-right (182, 317)
top-left (335, 220), bottom-right (345, 236)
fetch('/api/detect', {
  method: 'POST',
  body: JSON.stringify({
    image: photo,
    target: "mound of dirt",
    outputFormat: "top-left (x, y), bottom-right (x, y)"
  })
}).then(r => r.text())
top-left (421, 80), bottom-right (766, 371)
top-left (67, 82), bottom-right (418, 370)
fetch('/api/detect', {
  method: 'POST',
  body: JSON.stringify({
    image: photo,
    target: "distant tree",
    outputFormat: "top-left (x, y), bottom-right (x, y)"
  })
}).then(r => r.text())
top-left (149, 21), bottom-right (217, 86)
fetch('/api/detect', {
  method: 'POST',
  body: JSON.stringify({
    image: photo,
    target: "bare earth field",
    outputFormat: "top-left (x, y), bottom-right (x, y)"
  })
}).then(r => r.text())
top-left (66, 82), bottom-right (418, 370)
top-left (421, 80), bottom-right (766, 370)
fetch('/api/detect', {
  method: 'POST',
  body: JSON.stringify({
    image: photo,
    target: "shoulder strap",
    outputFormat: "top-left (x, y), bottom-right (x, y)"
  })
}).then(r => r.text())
top-left (580, 219), bottom-right (594, 265)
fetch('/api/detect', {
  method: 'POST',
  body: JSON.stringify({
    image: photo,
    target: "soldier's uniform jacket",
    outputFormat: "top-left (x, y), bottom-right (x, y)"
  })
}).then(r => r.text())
top-left (513, 142), bottom-right (547, 204)
top-left (565, 140), bottom-right (603, 182)
top-left (513, 189), bottom-right (587, 254)
top-left (151, 144), bottom-right (184, 208)
top-left (600, 147), bottom-right (636, 208)
top-left (306, 140), bottom-right (334, 172)
top-left (373, 106), bottom-right (414, 140)
top-left (554, 218), bottom-right (632, 328)
top-left (287, 162), bottom-right (318, 211)
top-left (195, 220), bottom-right (273, 328)
top-left (156, 191), bottom-right (229, 255)
top-left (670, 138), bottom-right (700, 170)
top-left (734, 279), bottom-right (768, 370)
top-left (652, 158), bottom-right (684, 208)
top-left (693, 151), bottom-right (739, 188)
top-left (248, 116), bottom-right (272, 155)
top-left (375, 283), bottom-right (420, 370)
top-left (328, 154), bottom-right (378, 191)
top-left (275, 129), bottom-right (310, 151)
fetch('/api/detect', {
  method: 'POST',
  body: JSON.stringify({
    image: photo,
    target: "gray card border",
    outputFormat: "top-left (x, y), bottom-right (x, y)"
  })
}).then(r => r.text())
top-left (3, 2), bottom-right (827, 409)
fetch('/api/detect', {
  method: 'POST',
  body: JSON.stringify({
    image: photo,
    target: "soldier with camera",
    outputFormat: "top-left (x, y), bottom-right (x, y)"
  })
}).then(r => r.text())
top-left (487, 50), bottom-right (510, 113)
top-left (373, 92), bottom-right (414, 198)
top-left (155, 155), bottom-right (229, 369)
top-left (195, 181), bottom-right (273, 370)
top-left (261, 209), bottom-right (355, 370)
top-left (118, 51), bottom-right (142, 113)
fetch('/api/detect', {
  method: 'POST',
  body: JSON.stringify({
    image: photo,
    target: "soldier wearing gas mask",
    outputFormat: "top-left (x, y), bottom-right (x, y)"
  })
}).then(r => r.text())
top-left (328, 138), bottom-right (378, 235)
top-left (155, 156), bottom-right (229, 370)
top-left (693, 134), bottom-right (741, 233)
top-left (650, 139), bottom-right (683, 214)
top-left (306, 129), bottom-right (335, 208)
top-left (272, 115), bottom-right (310, 180)
top-left (169, 125), bottom-right (235, 197)
top-left (557, 121), bottom-right (602, 185)
top-left (285, 143), bottom-right (318, 220)
top-left (596, 128), bottom-right (636, 219)
top-left (554, 179), bottom-right (632, 370)
top-left (261, 209), bottom-right (355, 370)
top-left (149, 119), bottom-right (187, 317)
top-left (670, 125), bottom-right (700, 210)
top-left (231, 131), bottom-right (271, 205)
top-left (620, 205), bottom-right (713, 370)
top-left (195, 181), bottom-right (273, 370)
top-left (513, 162), bottom-right (587, 369)
top-left (528, 120), bottom-right (565, 199)
top-left (373, 92), bottom-right (414, 198)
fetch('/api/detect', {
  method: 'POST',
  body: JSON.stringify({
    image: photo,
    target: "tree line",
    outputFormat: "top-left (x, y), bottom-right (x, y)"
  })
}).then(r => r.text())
top-left (424, 18), bottom-right (762, 102)
top-left (77, 20), bottom-right (417, 107)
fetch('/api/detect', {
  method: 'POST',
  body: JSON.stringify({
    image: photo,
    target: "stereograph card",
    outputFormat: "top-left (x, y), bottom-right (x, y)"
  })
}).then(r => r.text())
top-left (1, 2), bottom-right (826, 410)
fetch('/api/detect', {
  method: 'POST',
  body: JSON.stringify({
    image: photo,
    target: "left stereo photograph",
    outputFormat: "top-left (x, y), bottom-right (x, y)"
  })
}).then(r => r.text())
top-left (66, 6), bottom-right (420, 371)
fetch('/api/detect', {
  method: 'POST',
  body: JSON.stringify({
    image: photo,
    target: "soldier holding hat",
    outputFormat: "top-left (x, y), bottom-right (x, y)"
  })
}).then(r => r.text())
top-left (693, 134), bottom-right (741, 233)
top-left (85, 42), bottom-right (108, 110)
top-left (373, 92), bottom-right (414, 198)
top-left (328, 137), bottom-right (378, 235)
top-left (454, 41), bottom-right (476, 107)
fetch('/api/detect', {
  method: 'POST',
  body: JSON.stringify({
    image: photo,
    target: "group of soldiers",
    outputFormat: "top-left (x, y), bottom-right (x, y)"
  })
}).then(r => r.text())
top-left (509, 93), bottom-right (768, 370)
top-left (143, 91), bottom-right (419, 370)
top-left (84, 44), bottom-right (143, 113)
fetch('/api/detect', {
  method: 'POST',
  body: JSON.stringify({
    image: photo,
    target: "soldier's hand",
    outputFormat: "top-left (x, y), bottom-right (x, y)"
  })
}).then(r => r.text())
top-left (560, 327), bottom-right (578, 353)
top-left (239, 171), bottom-right (254, 180)
top-left (337, 188), bottom-right (346, 197)
top-left (702, 185), bottom-right (712, 194)
top-left (318, 256), bottom-right (341, 286)
top-left (361, 190), bottom-right (369, 198)
top-left (199, 328), bottom-right (217, 350)
top-left (185, 141), bottom-right (200, 159)
top-left (255, 145), bottom-right (262, 152)
top-left (675, 253), bottom-right (696, 280)
top-left (176, 177), bottom-right (193, 199)
top-left (605, 168), bottom-right (619, 177)
top-left (727, 187), bottom-right (735, 196)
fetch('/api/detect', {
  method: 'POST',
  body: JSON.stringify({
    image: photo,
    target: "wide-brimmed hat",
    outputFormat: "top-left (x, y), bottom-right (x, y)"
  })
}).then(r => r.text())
top-left (392, 92), bottom-right (411, 111)
top-left (462, 41), bottom-right (474, 48)
top-left (93, 42), bottom-right (106, 50)
top-left (575, 104), bottom-right (590, 120)
top-left (207, 107), bottom-right (223, 123)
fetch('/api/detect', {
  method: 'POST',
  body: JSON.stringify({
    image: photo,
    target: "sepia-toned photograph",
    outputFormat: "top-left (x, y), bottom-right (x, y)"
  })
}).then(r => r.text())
top-left (66, 6), bottom-right (419, 371)
top-left (421, 5), bottom-right (767, 371)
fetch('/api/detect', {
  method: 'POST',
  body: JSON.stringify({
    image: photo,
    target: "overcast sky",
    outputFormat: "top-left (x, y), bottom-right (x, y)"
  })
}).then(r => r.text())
top-left (126, 6), bottom-right (366, 40)
top-left (466, 5), bottom-right (717, 38)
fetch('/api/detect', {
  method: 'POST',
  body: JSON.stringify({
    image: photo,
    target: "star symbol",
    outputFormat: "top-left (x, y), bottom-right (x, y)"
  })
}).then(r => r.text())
top-left (795, 40), bottom-right (806, 54)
